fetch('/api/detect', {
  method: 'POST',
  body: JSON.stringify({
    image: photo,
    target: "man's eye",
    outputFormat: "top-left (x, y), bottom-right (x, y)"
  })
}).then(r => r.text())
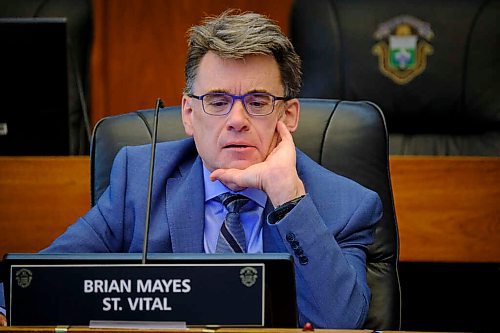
top-left (247, 95), bottom-right (271, 108)
top-left (207, 99), bottom-right (230, 107)
top-left (204, 95), bottom-right (231, 108)
top-left (249, 101), bottom-right (268, 108)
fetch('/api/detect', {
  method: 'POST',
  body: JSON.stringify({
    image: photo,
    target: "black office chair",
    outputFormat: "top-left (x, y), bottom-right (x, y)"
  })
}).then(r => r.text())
top-left (290, 0), bottom-right (500, 156)
top-left (90, 99), bottom-right (401, 330)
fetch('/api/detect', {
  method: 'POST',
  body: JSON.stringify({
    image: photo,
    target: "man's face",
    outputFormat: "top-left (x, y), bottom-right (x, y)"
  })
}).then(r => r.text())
top-left (182, 52), bottom-right (299, 172)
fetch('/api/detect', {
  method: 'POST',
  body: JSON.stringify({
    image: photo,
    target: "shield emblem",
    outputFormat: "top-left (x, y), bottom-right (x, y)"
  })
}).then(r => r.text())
top-left (389, 35), bottom-right (417, 70)
top-left (15, 268), bottom-right (33, 288)
top-left (372, 16), bottom-right (434, 84)
top-left (239, 266), bottom-right (258, 287)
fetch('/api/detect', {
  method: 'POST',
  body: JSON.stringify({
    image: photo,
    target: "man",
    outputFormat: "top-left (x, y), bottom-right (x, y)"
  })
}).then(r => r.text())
top-left (0, 11), bottom-right (382, 328)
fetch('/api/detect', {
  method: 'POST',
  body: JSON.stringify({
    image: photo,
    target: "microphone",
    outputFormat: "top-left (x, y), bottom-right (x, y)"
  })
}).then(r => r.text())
top-left (142, 98), bottom-right (165, 264)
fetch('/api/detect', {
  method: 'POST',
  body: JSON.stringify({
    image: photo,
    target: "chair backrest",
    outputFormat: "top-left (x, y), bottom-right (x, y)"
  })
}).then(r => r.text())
top-left (90, 98), bottom-right (401, 330)
top-left (290, 0), bottom-right (500, 156)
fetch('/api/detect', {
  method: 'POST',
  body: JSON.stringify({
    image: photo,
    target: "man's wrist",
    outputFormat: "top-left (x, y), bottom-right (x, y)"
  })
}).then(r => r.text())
top-left (267, 177), bottom-right (305, 207)
top-left (268, 194), bottom-right (305, 224)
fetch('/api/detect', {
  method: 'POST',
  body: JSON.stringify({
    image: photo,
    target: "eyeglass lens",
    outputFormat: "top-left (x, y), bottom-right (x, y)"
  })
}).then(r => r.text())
top-left (203, 93), bottom-right (274, 116)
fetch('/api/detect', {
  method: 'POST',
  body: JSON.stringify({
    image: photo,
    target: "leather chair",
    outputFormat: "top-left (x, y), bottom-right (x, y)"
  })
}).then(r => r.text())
top-left (290, 0), bottom-right (500, 156)
top-left (90, 99), bottom-right (401, 330)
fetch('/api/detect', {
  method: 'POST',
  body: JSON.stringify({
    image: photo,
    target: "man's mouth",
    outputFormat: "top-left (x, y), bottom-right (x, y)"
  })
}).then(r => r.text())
top-left (225, 144), bottom-right (249, 148)
top-left (222, 142), bottom-right (255, 151)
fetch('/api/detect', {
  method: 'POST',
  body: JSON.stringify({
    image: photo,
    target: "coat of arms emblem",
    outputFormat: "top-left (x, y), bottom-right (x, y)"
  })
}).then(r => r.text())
top-left (240, 266), bottom-right (258, 287)
top-left (15, 268), bottom-right (33, 288)
top-left (372, 15), bottom-right (434, 84)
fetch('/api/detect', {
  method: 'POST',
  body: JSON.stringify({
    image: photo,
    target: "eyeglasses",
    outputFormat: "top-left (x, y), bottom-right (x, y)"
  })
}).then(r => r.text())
top-left (188, 92), bottom-right (288, 116)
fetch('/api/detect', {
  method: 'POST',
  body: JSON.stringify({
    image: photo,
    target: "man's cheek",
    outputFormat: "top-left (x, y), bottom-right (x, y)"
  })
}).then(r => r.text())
top-left (265, 131), bottom-right (279, 158)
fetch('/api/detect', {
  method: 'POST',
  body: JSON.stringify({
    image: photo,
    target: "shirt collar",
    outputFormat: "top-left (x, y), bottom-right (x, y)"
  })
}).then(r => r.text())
top-left (202, 164), bottom-right (267, 208)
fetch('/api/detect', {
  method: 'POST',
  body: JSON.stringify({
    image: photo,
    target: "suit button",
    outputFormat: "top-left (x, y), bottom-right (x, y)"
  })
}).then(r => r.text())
top-left (294, 247), bottom-right (304, 256)
top-left (286, 232), bottom-right (296, 242)
top-left (299, 255), bottom-right (309, 265)
top-left (290, 240), bottom-right (300, 250)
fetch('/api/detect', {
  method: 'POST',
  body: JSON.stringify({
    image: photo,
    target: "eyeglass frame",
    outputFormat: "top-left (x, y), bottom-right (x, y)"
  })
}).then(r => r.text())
top-left (187, 92), bottom-right (290, 117)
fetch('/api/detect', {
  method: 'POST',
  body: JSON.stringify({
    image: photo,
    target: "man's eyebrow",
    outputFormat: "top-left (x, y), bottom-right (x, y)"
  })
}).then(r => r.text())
top-left (203, 89), bottom-right (272, 95)
top-left (246, 89), bottom-right (271, 94)
top-left (205, 89), bottom-right (229, 94)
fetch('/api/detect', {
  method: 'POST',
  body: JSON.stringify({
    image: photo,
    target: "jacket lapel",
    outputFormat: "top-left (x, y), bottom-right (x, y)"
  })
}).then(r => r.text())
top-left (166, 157), bottom-right (205, 253)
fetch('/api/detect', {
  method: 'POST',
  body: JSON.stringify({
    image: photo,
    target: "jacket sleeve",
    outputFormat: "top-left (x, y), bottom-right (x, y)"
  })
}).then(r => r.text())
top-left (268, 190), bottom-right (382, 329)
top-left (0, 285), bottom-right (5, 316)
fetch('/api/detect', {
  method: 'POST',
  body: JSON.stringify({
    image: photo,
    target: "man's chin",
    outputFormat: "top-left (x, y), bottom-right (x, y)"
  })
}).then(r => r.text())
top-left (218, 160), bottom-right (256, 170)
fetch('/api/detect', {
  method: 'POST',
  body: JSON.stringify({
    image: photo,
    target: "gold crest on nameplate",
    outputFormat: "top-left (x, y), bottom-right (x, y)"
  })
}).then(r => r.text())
top-left (372, 15), bottom-right (434, 84)
top-left (240, 266), bottom-right (258, 287)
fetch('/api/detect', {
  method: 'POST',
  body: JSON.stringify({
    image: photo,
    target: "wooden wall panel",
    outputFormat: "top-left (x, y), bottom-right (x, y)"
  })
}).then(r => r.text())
top-left (391, 156), bottom-right (500, 262)
top-left (90, 0), bottom-right (293, 125)
top-left (0, 157), bottom-right (90, 253)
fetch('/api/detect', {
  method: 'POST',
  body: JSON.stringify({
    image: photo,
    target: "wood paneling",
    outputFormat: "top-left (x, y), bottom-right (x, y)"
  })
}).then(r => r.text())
top-left (1, 156), bottom-right (499, 262)
top-left (391, 156), bottom-right (500, 262)
top-left (90, 0), bottom-right (293, 125)
top-left (0, 157), bottom-right (90, 253)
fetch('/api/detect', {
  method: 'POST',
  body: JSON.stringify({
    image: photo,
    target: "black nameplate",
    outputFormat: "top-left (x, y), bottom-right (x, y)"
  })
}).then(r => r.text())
top-left (9, 264), bottom-right (264, 326)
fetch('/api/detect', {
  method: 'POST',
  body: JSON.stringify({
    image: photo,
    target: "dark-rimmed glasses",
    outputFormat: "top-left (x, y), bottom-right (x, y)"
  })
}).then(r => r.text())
top-left (188, 92), bottom-right (288, 116)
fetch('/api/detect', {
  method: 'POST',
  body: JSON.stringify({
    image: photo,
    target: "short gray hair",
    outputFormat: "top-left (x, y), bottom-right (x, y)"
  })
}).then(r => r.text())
top-left (184, 10), bottom-right (302, 98)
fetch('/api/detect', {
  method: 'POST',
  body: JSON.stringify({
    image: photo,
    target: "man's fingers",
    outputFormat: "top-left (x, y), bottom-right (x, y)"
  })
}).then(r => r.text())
top-left (276, 121), bottom-right (293, 142)
top-left (0, 314), bottom-right (7, 326)
top-left (209, 169), bottom-right (225, 182)
top-left (210, 169), bottom-right (242, 185)
top-left (210, 169), bottom-right (247, 192)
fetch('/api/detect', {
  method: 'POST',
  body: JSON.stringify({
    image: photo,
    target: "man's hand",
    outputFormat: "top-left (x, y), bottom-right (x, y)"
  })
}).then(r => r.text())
top-left (0, 314), bottom-right (6, 326)
top-left (210, 121), bottom-right (305, 207)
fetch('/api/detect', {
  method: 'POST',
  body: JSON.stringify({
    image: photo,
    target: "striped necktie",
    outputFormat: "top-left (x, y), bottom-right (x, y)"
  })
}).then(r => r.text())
top-left (215, 193), bottom-right (250, 253)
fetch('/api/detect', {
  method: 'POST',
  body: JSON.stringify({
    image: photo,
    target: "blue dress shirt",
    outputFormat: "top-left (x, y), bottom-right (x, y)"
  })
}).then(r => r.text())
top-left (202, 165), bottom-right (267, 253)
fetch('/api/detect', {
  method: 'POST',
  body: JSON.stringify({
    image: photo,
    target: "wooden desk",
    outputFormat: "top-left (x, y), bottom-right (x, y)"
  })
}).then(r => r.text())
top-left (1, 156), bottom-right (499, 262)
top-left (0, 327), bottom-right (434, 333)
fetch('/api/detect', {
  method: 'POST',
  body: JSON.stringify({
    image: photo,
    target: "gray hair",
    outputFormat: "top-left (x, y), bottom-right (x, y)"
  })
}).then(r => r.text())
top-left (184, 10), bottom-right (302, 98)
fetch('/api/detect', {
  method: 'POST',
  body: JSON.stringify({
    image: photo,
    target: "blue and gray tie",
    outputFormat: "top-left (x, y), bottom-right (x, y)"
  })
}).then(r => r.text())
top-left (215, 193), bottom-right (250, 253)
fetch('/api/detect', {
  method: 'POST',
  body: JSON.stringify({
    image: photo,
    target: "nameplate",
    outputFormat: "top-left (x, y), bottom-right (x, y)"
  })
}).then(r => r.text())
top-left (9, 263), bottom-right (264, 326)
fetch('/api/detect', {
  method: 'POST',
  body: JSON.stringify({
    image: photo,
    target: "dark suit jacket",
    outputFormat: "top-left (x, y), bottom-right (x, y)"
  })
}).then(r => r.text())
top-left (30, 138), bottom-right (382, 328)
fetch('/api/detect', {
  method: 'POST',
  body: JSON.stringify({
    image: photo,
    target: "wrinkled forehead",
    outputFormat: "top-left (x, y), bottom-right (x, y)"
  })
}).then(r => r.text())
top-left (193, 52), bottom-right (284, 95)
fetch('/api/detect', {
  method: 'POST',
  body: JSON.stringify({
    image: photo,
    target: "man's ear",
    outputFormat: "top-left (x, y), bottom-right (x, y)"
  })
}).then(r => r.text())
top-left (280, 98), bottom-right (300, 133)
top-left (181, 95), bottom-right (194, 136)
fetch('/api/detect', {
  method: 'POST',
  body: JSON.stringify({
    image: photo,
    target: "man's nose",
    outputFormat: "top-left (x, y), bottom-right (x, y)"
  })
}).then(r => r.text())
top-left (226, 99), bottom-right (249, 130)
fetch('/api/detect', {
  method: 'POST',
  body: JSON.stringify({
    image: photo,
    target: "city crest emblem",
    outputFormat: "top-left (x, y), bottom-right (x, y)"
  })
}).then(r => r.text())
top-left (240, 266), bottom-right (258, 287)
top-left (15, 268), bottom-right (33, 288)
top-left (372, 15), bottom-right (434, 84)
